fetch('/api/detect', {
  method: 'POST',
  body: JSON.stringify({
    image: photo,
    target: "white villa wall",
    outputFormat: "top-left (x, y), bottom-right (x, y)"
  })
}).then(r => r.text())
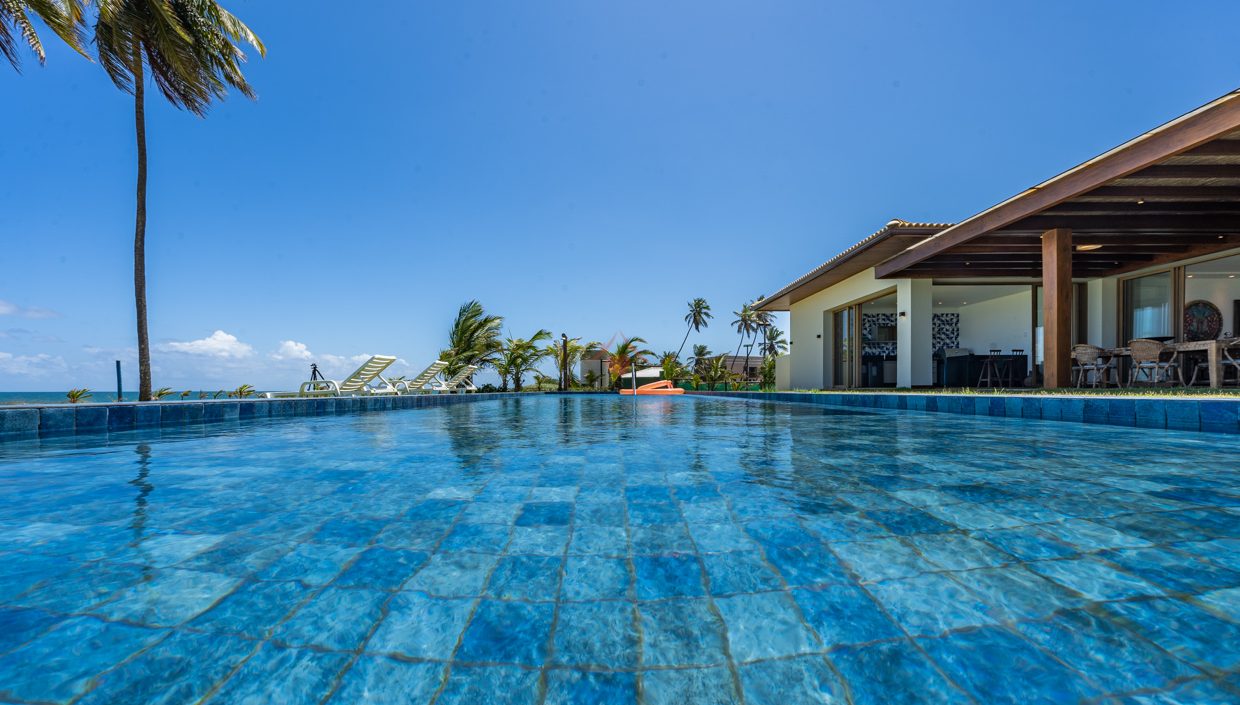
top-left (787, 269), bottom-right (899, 389)
top-left (775, 355), bottom-right (791, 390)
top-left (955, 290), bottom-right (1033, 354)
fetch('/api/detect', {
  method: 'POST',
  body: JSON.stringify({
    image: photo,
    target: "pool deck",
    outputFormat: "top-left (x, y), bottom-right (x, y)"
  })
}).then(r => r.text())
top-left (688, 391), bottom-right (1240, 435)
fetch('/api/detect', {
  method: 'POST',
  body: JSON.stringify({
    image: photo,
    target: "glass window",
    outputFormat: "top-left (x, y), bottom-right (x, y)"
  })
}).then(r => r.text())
top-left (1123, 272), bottom-right (1172, 341)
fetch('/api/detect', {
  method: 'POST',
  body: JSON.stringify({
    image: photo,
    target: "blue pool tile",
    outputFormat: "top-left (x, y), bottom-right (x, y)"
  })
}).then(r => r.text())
top-left (638, 597), bottom-right (728, 667)
top-left (273, 587), bottom-right (386, 651)
top-left (702, 551), bottom-right (782, 595)
top-left (561, 555), bottom-right (630, 600)
top-left (0, 606), bottom-right (60, 654)
top-left (259, 544), bottom-right (360, 586)
top-left (38, 407), bottom-right (74, 434)
top-left (908, 534), bottom-right (1011, 570)
top-left (1107, 398), bottom-right (1137, 427)
top-left (714, 591), bottom-right (819, 662)
top-left (1059, 397), bottom-right (1085, 423)
top-left (404, 551), bottom-right (497, 597)
top-left (1165, 400), bottom-right (1201, 431)
top-left (1099, 546), bottom-right (1240, 593)
top-left (407, 499), bottom-right (466, 522)
top-left (106, 404), bottom-right (135, 430)
top-left (76, 630), bottom-right (253, 705)
top-left (1027, 556), bottom-right (1163, 601)
top-left (72, 405), bottom-right (107, 431)
top-left (948, 566), bottom-right (1082, 621)
top-left (921, 625), bottom-right (1101, 704)
top-left (634, 554), bottom-right (706, 599)
top-left (1135, 399), bottom-right (1167, 429)
top-left (689, 522), bottom-right (758, 552)
top-left (0, 408), bottom-right (38, 435)
top-left (366, 591), bottom-right (476, 660)
top-left (552, 601), bottom-right (638, 668)
top-left (327, 656), bottom-right (444, 704)
top-left (868, 573), bottom-right (994, 637)
top-left (1105, 598), bottom-right (1240, 670)
top-left (191, 580), bottom-right (308, 638)
top-left (0, 616), bottom-right (165, 703)
top-left (568, 524), bottom-right (627, 555)
top-left (1003, 397), bottom-right (1021, 418)
top-left (739, 655), bottom-right (846, 705)
top-left (641, 666), bottom-right (740, 705)
top-left (744, 518), bottom-right (819, 547)
top-left (436, 664), bottom-right (541, 705)
top-left (866, 508), bottom-right (954, 536)
top-left (208, 643), bottom-right (349, 705)
top-left (631, 524), bottom-right (695, 554)
top-left (311, 518), bottom-right (386, 546)
top-left (514, 501), bottom-right (572, 526)
top-left (1020, 397), bottom-right (1042, 419)
top-left (91, 568), bottom-right (239, 627)
top-left (974, 526), bottom-right (1077, 561)
top-left (335, 547), bottom-right (429, 590)
top-left (202, 402), bottom-right (240, 423)
top-left (830, 538), bottom-right (934, 582)
top-left (485, 555), bottom-right (562, 600)
top-left (376, 521), bottom-right (451, 550)
top-left (831, 639), bottom-right (971, 705)
top-left (1083, 397), bottom-right (1109, 425)
top-left (792, 582), bottom-right (901, 648)
top-left (1200, 400), bottom-right (1240, 433)
top-left (506, 525), bottom-right (569, 555)
top-left (1016, 609), bottom-right (1197, 693)
top-left (15, 560), bottom-right (145, 613)
top-left (456, 599), bottom-right (554, 666)
top-left (573, 502), bottom-right (626, 527)
top-left (438, 520), bottom-right (510, 552)
top-left (763, 543), bottom-right (850, 587)
top-left (544, 670), bottom-right (636, 705)
top-left (800, 510), bottom-right (888, 542)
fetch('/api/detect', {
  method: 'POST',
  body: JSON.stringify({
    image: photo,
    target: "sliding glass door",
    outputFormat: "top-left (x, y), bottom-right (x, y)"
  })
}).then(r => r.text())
top-left (1123, 271), bottom-right (1174, 341)
top-left (832, 308), bottom-right (854, 388)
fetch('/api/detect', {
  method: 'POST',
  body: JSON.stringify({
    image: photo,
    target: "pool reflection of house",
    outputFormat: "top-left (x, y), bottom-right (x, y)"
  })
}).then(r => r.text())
top-left (758, 89), bottom-right (1240, 390)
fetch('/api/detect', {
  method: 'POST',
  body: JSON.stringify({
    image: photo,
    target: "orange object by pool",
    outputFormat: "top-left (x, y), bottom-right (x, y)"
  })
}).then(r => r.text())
top-left (618, 380), bottom-right (685, 395)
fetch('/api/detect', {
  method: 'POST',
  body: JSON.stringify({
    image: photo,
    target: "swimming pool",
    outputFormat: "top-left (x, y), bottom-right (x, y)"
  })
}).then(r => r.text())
top-left (1, 394), bottom-right (1239, 704)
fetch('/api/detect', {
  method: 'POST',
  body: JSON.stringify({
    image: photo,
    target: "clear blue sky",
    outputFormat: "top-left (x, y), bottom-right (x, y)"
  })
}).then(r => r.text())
top-left (3, 1), bottom-right (1240, 390)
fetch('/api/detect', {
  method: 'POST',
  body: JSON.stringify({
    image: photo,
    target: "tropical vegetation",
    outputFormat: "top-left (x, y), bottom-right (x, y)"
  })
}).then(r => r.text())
top-left (65, 387), bottom-right (91, 403)
top-left (1, 0), bottom-right (85, 69)
top-left (676, 298), bottom-right (712, 359)
top-left (441, 300), bottom-right (504, 383)
top-left (605, 336), bottom-right (654, 390)
top-left (496, 329), bottom-right (552, 392)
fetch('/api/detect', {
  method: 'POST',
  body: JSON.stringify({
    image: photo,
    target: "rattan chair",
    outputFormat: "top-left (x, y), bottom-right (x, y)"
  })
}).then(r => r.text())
top-left (1072, 344), bottom-right (1114, 388)
top-left (1188, 337), bottom-right (1240, 386)
top-left (1127, 338), bottom-right (1182, 387)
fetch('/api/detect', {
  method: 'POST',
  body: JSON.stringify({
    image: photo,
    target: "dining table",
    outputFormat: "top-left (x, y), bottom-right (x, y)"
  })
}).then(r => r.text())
top-left (1105, 339), bottom-right (1230, 388)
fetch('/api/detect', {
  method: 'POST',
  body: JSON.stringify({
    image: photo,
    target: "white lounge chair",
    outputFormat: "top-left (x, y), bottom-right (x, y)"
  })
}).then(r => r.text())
top-left (432, 365), bottom-right (479, 393)
top-left (265, 355), bottom-right (398, 398)
top-left (393, 360), bottom-right (449, 394)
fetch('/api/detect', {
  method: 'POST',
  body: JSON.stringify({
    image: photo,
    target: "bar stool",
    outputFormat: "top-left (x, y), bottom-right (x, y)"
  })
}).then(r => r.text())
top-left (1008, 349), bottom-right (1025, 387)
top-left (978, 349), bottom-right (1003, 388)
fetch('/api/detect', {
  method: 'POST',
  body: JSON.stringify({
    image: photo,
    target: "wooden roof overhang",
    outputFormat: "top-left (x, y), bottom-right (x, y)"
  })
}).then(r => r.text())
top-left (874, 89), bottom-right (1240, 280)
top-left (756, 220), bottom-right (952, 310)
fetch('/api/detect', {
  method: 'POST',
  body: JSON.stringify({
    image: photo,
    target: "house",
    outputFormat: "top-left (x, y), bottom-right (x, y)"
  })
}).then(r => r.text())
top-left (757, 89), bottom-right (1240, 390)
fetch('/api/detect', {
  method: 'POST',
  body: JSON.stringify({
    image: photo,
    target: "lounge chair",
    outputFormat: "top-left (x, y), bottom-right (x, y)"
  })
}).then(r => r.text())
top-left (432, 365), bottom-right (479, 393)
top-left (393, 360), bottom-right (449, 394)
top-left (265, 355), bottom-right (398, 398)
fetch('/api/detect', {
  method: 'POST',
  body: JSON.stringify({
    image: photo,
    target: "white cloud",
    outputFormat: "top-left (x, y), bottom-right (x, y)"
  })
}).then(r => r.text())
top-left (0, 351), bottom-right (68, 377)
top-left (158, 330), bottom-right (255, 359)
top-left (0, 300), bottom-right (59, 319)
top-left (271, 340), bottom-right (314, 361)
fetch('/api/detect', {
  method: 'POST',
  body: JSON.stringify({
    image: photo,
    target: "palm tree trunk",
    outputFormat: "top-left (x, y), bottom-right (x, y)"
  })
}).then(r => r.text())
top-left (733, 335), bottom-right (744, 377)
top-left (676, 325), bottom-right (691, 359)
top-left (133, 47), bottom-right (152, 402)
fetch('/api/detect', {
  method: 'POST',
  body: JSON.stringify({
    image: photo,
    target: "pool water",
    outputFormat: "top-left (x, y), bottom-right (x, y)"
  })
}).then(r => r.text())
top-left (2, 395), bottom-right (1240, 704)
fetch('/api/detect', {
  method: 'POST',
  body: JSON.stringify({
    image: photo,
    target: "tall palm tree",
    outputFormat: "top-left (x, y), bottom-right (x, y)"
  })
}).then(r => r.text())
top-left (676, 298), bottom-right (712, 359)
top-left (762, 326), bottom-right (788, 357)
top-left (689, 344), bottom-right (711, 375)
top-left (1, 0), bottom-right (86, 70)
top-left (731, 303), bottom-right (757, 379)
top-left (605, 336), bottom-right (653, 390)
top-left (95, 0), bottom-right (264, 401)
top-left (440, 300), bottom-right (504, 381)
top-left (499, 329), bottom-right (552, 392)
top-left (543, 336), bottom-right (601, 387)
top-left (752, 295), bottom-right (772, 362)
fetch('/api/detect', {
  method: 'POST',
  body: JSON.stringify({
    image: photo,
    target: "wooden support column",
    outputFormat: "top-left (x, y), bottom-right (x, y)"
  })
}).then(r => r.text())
top-left (1042, 228), bottom-right (1072, 388)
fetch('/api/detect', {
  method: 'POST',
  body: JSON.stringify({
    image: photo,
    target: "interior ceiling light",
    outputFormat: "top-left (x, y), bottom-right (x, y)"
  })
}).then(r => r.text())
top-left (1137, 198), bottom-right (1145, 205)
top-left (1187, 274), bottom-right (1194, 278)
top-left (1076, 244), bottom-right (1102, 251)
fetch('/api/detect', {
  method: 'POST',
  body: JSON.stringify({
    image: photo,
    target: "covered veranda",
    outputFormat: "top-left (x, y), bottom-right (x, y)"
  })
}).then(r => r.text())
top-left (875, 89), bottom-right (1240, 389)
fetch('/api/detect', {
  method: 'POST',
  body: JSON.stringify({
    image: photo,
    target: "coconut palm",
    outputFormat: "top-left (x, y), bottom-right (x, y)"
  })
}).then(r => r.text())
top-left (701, 355), bottom-right (735, 389)
top-left (731, 303), bottom-right (757, 379)
top-left (605, 336), bottom-right (654, 390)
top-left (762, 326), bottom-right (788, 357)
top-left (659, 351), bottom-right (688, 383)
top-left (94, 0), bottom-right (264, 400)
top-left (498, 329), bottom-right (552, 392)
top-left (689, 344), bottom-right (711, 375)
top-left (676, 298), bottom-right (712, 359)
top-left (1, 0), bottom-right (86, 70)
top-left (440, 300), bottom-right (504, 381)
top-left (543, 336), bottom-right (602, 388)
